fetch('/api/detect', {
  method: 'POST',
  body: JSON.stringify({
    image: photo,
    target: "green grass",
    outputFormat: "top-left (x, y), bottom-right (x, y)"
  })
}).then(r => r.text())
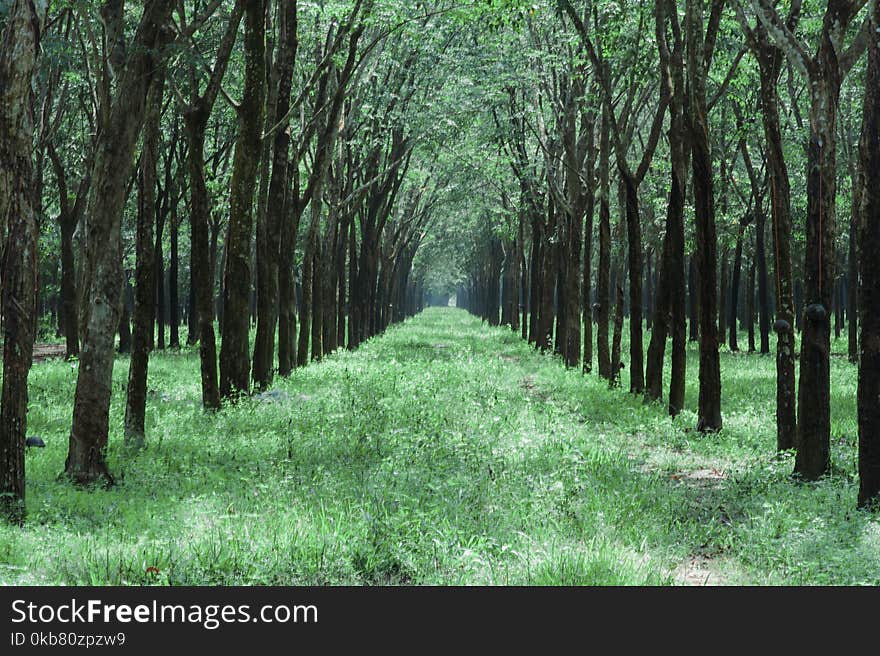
top-left (1, 307), bottom-right (875, 585)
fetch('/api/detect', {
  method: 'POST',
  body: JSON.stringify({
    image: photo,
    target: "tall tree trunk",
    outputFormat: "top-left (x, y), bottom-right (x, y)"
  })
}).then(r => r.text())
top-left (719, 250), bottom-right (729, 349)
top-left (219, 0), bottom-right (266, 398)
top-left (848, 178), bottom-right (859, 363)
top-left (730, 219), bottom-right (749, 352)
top-left (311, 230), bottom-right (324, 362)
top-left (688, 255), bottom-right (699, 342)
top-left (254, 0), bottom-right (297, 389)
top-left (795, 45), bottom-right (847, 480)
top-left (124, 70), bottom-right (164, 448)
top-left (596, 105), bottom-right (612, 379)
top-left (756, 209), bottom-right (771, 354)
top-left (59, 215), bottom-right (80, 357)
top-left (858, 0), bottom-right (880, 507)
top-left (297, 230), bottom-right (314, 366)
top-left (747, 248), bottom-right (757, 353)
top-left (186, 259), bottom-right (198, 346)
top-left (622, 174), bottom-right (644, 393)
top-left (118, 281), bottom-right (132, 354)
top-left (65, 0), bottom-right (175, 485)
top-left (169, 190), bottom-right (180, 349)
top-left (752, 19), bottom-right (797, 450)
top-left (154, 199), bottom-right (165, 350)
top-left (528, 222), bottom-right (542, 346)
top-left (0, 0), bottom-right (45, 521)
top-left (688, 0), bottom-right (722, 432)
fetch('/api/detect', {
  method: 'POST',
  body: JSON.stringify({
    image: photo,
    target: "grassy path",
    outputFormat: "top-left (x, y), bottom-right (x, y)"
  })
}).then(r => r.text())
top-left (2, 308), bottom-right (878, 585)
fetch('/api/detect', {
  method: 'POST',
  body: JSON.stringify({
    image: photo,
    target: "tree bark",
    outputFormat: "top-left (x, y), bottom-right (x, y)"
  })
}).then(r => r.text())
top-left (65, 0), bottom-right (175, 485)
top-left (596, 104), bottom-right (612, 379)
top-left (253, 0), bottom-right (297, 389)
top-left (169, 185), bottom-right (180, 349)
top-left (0, 0), bottom-right (46, 521)
top-left (124, 69), bottom-right (164, 449)
top-left (858, 0), bottom-right (880, 507)
top-left (219, 0), bottom-right (266, 398)
top-left (688, 0), bottom-right (722, 432)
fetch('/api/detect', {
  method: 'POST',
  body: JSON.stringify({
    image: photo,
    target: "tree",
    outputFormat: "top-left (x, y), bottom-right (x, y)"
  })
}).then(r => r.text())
top-left (219, 0), bottom-right (267, 399)
top-left (0, 0), bottom-right (47, 521)
top-left (65, 0), bottom-right (177, 485)
top-left (857, 0), bottom-right (880, 508)
top-left (124, 68), bottom-right (166, 449)
top-left (253, 0), bottom-right (297, 390)
top-left (752, 0), bottom-right (869, 477)
top-left (687, 0), bottom-right (724, 432)
top-left (180, 0), bottom-right (244, 411)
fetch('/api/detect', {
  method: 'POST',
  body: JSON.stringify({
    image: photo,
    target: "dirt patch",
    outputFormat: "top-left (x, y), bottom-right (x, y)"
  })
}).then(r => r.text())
top-left (500, 354), bottom-right (520, 362)
top-left (673, 554), bottom-right (727, 586)
top-left (669, 468), bottom-right (727, 489)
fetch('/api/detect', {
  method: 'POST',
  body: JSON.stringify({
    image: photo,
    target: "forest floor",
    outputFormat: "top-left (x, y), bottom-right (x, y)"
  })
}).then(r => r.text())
top-left (2, 307), bottom-right (878, 585)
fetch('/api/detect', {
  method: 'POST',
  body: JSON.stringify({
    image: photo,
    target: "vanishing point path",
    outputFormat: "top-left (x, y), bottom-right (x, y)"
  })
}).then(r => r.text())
top-left (7, 308), bottom-right (879, 585)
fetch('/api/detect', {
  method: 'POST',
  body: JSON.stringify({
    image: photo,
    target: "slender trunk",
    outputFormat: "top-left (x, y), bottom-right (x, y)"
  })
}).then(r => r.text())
top-left (688, 256), bottom-right (699, 342)
top-left (297, 229), bottom-right (314, 366)
top-left (756, 209), bottom-right (770, 354)
top-left (748, 248), bottom-right (756, 353)
top-left (66, 0), bottom-right (175, 485)
top-left (848, 176), bottom-right (859, 363)
top-left (254, 0), bottom-right (297, 388)
top-left (688, 0), bottom-right (721, 432)
top-left (858, 0), bottom-right (880, 507)
top-left (795, 45), bottom-right (845, 480)
top-left (59, 216), bottom-right (79, 357)
top-left (0, 0), bottom-right (45, 521)
top-left (118, 280), bottom-right (132, 354)
top-left (730, 220), bottom-right (748, 352)
top-left (154, 200), bottom-right (165, 350)
top-left (346, 213), bottom-right (357, 350)
top-left (219, 0), bottom-right (267, 398)
top-left (596, 105), bottom-right (612, 378)
top-left (124, 71), bottom-right (164, 448)
top-left (719, 250), bottom-right (728, 348)
top-left (169, 185), bottom-right (180, 349)
top-left (528, 221), bottom-right (542, 346)
top-left (311, 232), bottom-right (324, 362)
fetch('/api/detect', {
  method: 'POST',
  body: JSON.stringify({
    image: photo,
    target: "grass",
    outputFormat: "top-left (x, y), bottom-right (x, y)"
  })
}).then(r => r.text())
top-left (1, 307), bottom-right (876, 586)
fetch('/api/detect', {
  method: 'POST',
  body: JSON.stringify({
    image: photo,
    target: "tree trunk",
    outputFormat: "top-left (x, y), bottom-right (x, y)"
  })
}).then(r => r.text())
top-left (154, 197), bottom-right (165, 350)
top-left (747, 248), bottom-right (757, 353)
top-left (124, 71), bottom-right (164, 449)
top-left (219, 0), bottom-right (266, 398)
top-left (0, 0), bottom-right (45, 521)
top-left (848, 178), bottom-right (859, 363)
top-left (254, 0), bottom-right (296, 389)
top-left (65, 0), bottom-right (175, 485)
top-left (118, 281), bottom-right (132, 354)
top-left (756, 209), bottom-right (771, 354)
top-left (59, 214), bottom-right (80, 358)
top-left (730, 220), bottom-right (749, 352)
top-left (169, 190), bottom-right (180, 349)
top-left (596, 105), bottom-right (612, 378)
top-left (688, 256), bottom-right (699, 342)
top-left (688, 0), bottom-right (721, 432)
top-left (622, 175), bottom-right (644, 393)
top-left (719, 250), bottom-right (728, 349)
top-left (858, 0), bottom-right (880, 507)
top-left (795, 22), bottom-right (851, 479)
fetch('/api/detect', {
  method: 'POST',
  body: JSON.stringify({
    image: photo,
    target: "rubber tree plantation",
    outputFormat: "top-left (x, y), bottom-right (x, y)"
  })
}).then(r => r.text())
top-left (1, 0), bottom-right (880, 586)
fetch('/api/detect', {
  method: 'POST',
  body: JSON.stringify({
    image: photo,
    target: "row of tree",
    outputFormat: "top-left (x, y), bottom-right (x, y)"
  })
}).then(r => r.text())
top-left (455, 0), bottom-right (880, 509)
top-left (0, 0), bottom-right (452, 522)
